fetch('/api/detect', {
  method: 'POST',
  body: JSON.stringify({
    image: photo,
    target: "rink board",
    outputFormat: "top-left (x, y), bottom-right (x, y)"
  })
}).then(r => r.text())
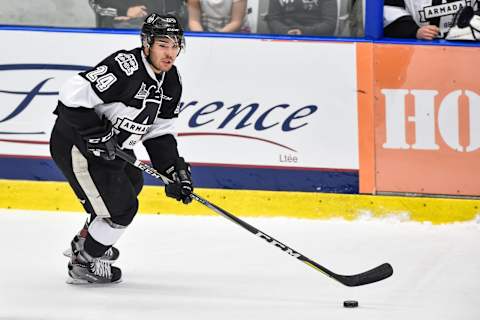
top-left (1, 28), bottom-right (479, 221)
top-left (357, 42), bottom-right (480, 197)
top-left (0, 155), bottom-right (358, 193)
top-left (1, 179), bottom-right (478, 224)
top-left (0, 29), bottom-right (359, 193)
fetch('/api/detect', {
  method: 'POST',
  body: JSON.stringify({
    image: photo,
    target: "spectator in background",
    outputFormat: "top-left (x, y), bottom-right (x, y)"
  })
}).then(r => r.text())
top-left (89, 0), bottom-right (187, 29)
top-left (187, 0), bottom-right (250, 33)
top-left (350, 0), bottom-right (364, 37)
top-left (265, 0), bottom-right (337, 36)
top-left (383, 0), bottom-right (474, 39)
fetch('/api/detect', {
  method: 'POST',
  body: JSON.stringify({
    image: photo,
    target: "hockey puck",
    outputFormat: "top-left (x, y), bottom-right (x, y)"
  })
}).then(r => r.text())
top-left (343, 300), bottom-right (359, 308)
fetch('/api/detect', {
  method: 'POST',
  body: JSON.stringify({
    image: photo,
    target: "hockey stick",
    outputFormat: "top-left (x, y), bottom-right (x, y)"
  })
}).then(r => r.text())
top-left (116, 148), bottom-right (393, 287)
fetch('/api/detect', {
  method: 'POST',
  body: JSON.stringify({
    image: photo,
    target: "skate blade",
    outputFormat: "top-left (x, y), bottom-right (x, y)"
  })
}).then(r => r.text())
top-left (66, 277), bottom-right (90, 285)
top-left (66, 276), bottom-right (122, 285)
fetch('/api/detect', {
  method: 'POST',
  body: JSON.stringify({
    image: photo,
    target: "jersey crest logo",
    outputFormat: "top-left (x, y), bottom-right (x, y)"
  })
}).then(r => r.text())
top-left (134, 82), bottom-right (173, 101)
top-left (115, 53), bottom-right (139, 76)
top-left (134, 82), bottom-right (150, 100)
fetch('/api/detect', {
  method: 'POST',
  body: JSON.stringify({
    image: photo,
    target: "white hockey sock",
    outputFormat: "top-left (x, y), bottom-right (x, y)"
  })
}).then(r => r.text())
top-left (88, 217), bottom-right (126, 246)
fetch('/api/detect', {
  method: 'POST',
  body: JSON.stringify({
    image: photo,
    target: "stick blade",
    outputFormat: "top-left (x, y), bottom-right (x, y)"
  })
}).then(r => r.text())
top-left (336, 263), bottom-right (393, 287)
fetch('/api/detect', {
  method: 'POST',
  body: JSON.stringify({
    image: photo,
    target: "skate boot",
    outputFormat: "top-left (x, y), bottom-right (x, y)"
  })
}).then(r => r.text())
top-left (63, 226), bottom-right (120, 263)
top-left (67, 249), bottom-right (122, 284)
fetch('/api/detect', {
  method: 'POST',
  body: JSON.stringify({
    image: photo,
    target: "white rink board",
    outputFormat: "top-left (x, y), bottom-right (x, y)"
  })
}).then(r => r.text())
top-left (0, 30), bottom-right (358, 169)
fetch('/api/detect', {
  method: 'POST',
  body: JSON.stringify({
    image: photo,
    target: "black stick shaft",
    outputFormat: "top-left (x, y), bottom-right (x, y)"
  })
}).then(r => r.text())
top-left (116, 148), bottom-right (393, 287)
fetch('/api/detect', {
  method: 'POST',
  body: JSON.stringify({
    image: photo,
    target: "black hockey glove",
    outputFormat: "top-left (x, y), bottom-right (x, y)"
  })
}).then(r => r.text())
top-left (165, 157), bottom-right (193, 204)
top-left (83, 121), bottom-right (117, 161)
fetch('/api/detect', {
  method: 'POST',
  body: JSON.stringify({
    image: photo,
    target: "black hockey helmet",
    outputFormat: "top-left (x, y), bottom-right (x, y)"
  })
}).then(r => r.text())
top-left (141, 13), bottom-right (185, 49)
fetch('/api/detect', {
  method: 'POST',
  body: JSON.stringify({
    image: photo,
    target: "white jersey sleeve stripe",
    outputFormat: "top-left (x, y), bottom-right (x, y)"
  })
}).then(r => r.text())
top-left (59, 74), bottom-right (104, 109)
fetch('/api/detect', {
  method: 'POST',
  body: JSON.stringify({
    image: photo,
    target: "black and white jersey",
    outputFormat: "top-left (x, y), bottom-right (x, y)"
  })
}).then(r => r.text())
top-left (384, 0), bottom-right (473, 37)
top-left (58, 47), bottom-right (182, 150)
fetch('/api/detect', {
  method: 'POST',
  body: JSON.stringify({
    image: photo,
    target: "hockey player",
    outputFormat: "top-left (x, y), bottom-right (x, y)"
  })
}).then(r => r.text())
top-left (50, 13), bottom-right (193, 284)
top-left (384, 0), bottom-right (477, 39)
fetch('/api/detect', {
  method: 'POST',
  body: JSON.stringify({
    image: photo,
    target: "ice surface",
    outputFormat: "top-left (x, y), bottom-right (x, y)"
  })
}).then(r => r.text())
top-left (0, 209), bottom-right (479, 320)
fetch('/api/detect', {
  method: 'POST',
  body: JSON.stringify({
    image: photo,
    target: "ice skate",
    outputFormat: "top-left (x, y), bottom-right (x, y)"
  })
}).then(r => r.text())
top-left (67, 249), bottom-right (122, 285)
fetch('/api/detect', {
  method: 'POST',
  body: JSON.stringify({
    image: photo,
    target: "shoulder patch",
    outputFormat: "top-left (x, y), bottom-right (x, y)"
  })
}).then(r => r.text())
top-left (115, 52), bottom-right (139, 76)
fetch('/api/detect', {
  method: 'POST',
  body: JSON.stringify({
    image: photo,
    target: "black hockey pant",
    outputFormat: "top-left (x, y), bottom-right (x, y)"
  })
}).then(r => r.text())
top-left (49, 120), bottom-right (143, 227)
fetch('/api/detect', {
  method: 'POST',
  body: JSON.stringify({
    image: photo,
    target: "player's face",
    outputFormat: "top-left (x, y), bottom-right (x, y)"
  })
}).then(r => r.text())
top-left (148, 37), bottom-right (181, 73)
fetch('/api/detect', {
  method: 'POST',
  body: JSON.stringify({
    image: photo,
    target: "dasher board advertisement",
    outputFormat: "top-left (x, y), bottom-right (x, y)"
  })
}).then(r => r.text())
top-left (371, 44), bottom-right (480, 197)
top-left (0, 29), bottom-right (359, 192)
